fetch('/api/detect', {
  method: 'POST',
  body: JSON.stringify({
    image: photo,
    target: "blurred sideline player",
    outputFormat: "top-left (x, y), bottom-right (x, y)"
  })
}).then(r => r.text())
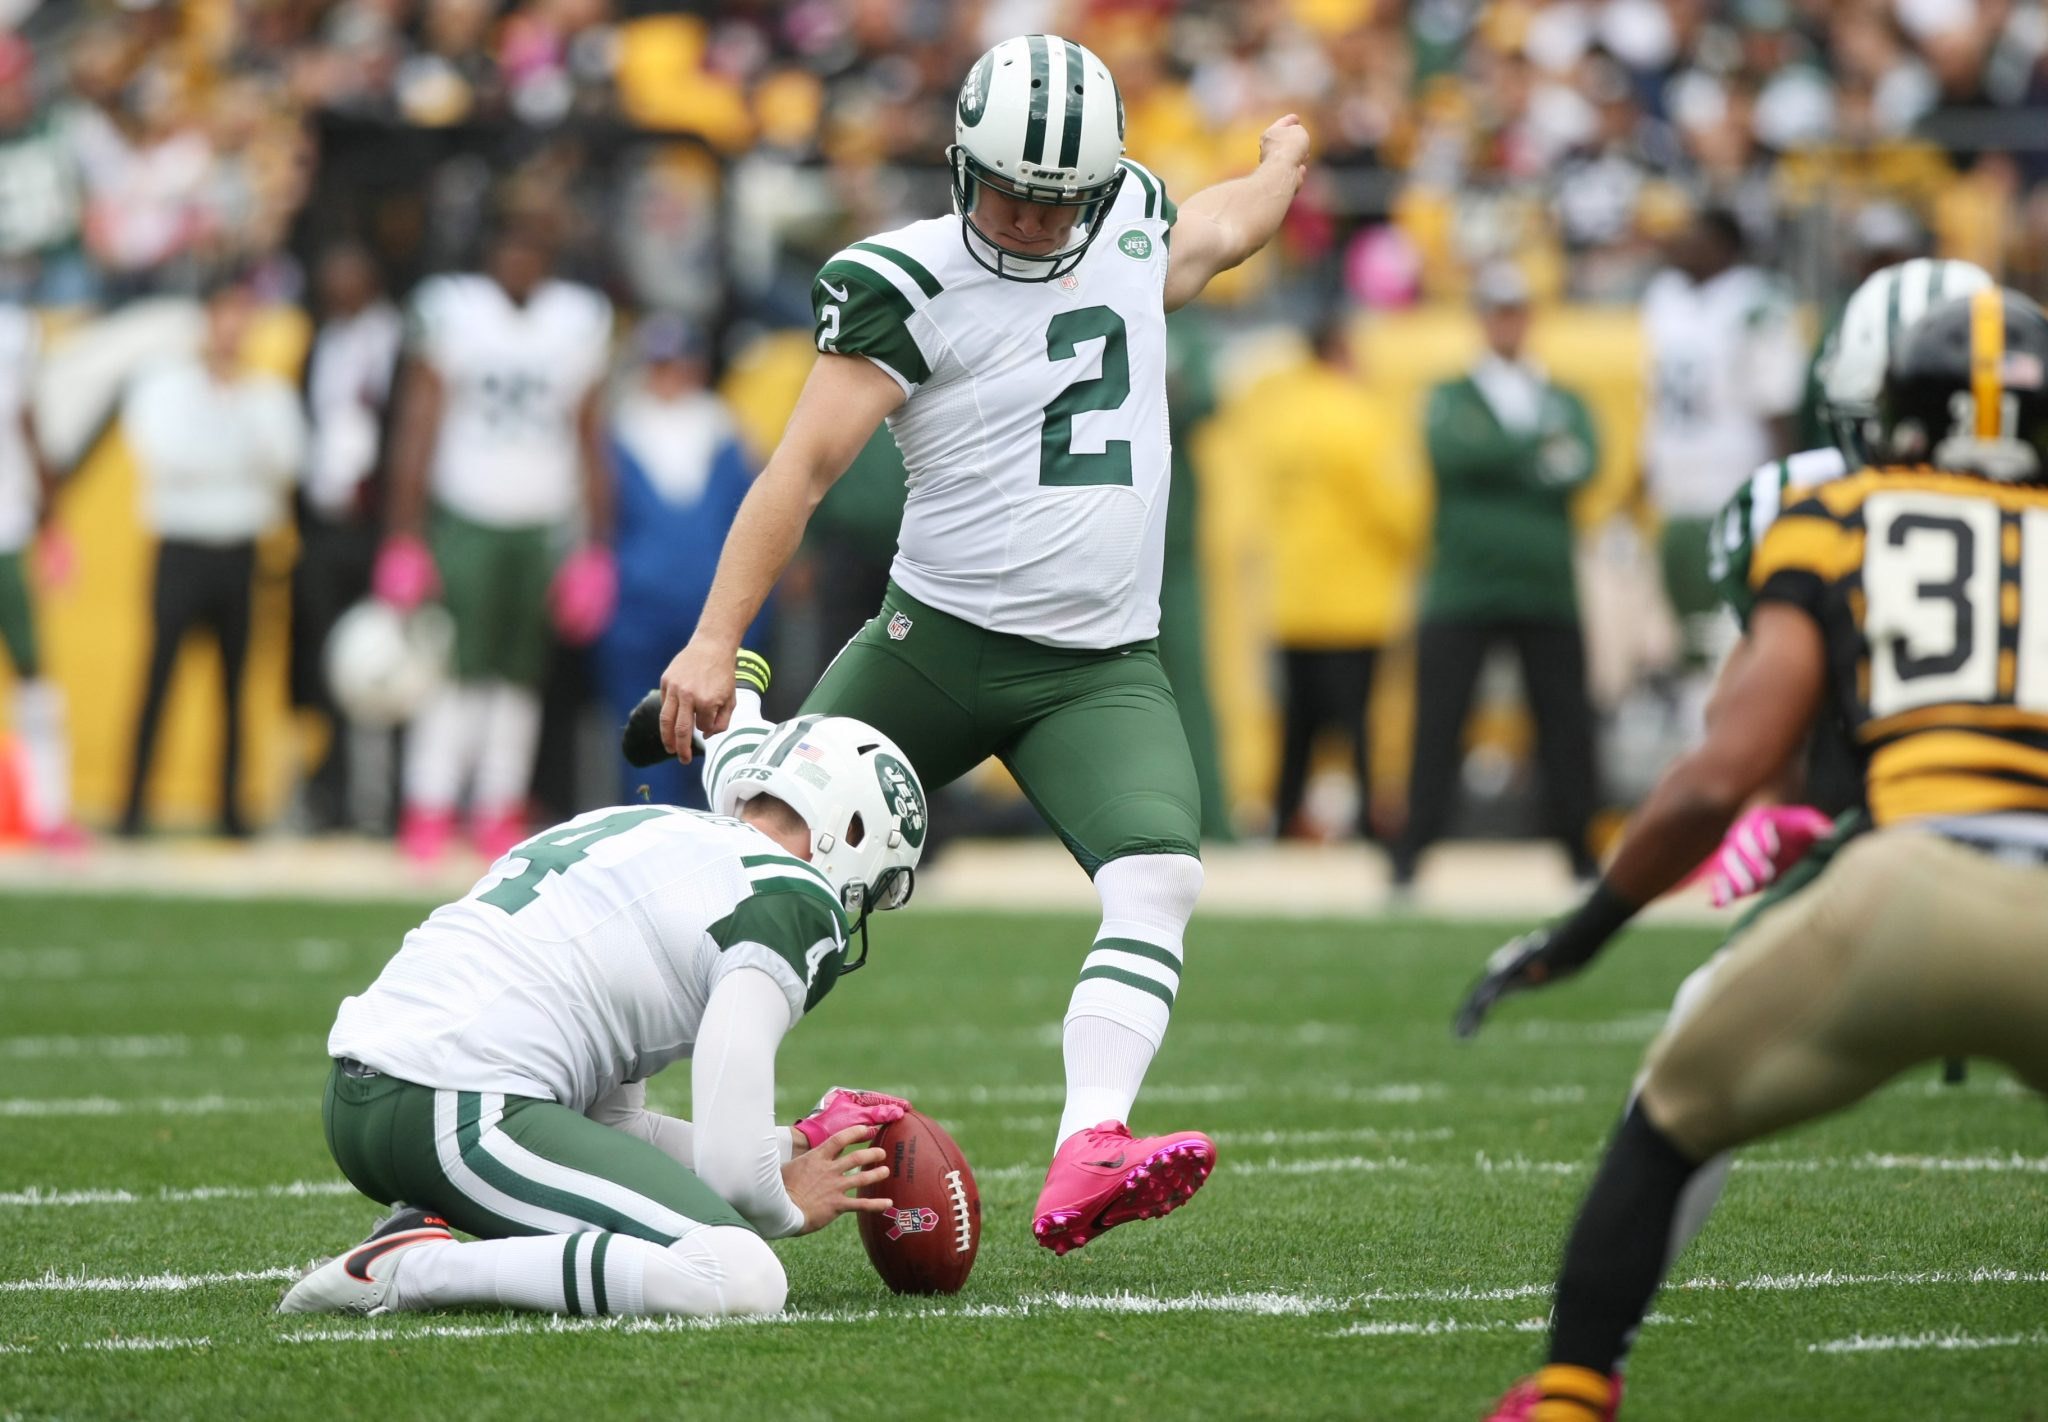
top-left (0, 292), bottom-right (74, 842)
top-left (655, 35), bottom-right (1309, 1253)
top-left (374, 218), bottom-right (616, 862)
top-left (282, 668), bottom-right (923, 1319)
top-left (596, 315), bottom-right (761, 808)
top-left (1466, 288), bottom-right (2048, 1421)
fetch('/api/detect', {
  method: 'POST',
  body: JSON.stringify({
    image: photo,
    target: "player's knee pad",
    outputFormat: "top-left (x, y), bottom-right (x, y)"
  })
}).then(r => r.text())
top-left (663, 1226), bottom-right (786, 1318)
top-left (1094, 853), bottom-right (1204, 938)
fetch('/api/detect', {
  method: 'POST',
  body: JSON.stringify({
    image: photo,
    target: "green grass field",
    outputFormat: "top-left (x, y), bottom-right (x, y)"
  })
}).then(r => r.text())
top-left (2, 891), bottom-right (2045, 1421)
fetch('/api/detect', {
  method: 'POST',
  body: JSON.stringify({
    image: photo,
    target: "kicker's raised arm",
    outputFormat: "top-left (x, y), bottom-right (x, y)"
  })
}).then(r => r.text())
top-left (1162, 116), bottom-right (1311, 313)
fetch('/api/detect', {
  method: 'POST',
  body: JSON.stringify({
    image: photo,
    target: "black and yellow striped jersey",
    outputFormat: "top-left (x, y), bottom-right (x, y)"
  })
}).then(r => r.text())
top-left (1751, 466), bottom-right (2048, 826)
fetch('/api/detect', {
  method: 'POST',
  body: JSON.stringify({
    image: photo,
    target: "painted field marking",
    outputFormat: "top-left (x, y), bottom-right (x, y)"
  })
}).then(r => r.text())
top-left (1, 1267), bottom-right (299, 1294)
top-left (0, 1181), bottom-right (356, 1207)
top-left (14, 1145), bottom-right (2048, 1211)
top-left (1808, 1327), bottom-right (2048, 1355)
top-left (0, 1096), bottom-right (307, 1119)
top-left (8, 1263), bottom-right (2047, 1309)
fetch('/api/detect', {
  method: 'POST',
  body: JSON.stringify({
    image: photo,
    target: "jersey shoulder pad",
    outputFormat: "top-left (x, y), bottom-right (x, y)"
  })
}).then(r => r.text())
top-left (543, 279), bottom-right (615, 337)
top-left (1781, 444), bottom-right (1850, 491)
top-left (1116, 158), bottom-right (1175, 226)
top-left (1750, 471), bottom-right (1870, 599)
top-left (405, 274), bottom-right (480, 355)
top-left (813, 234), bottom-right (944, 389)
top-left (710, 853), bottom-right (849, 1015)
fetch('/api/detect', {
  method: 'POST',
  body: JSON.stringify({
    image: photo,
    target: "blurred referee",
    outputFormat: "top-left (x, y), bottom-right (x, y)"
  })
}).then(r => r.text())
top-left (1391, 264), bottom-right (1602, 891)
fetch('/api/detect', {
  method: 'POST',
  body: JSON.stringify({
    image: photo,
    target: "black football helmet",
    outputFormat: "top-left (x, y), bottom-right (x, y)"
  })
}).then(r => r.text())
top-left (1879, 286), bottom-right (2048, 483)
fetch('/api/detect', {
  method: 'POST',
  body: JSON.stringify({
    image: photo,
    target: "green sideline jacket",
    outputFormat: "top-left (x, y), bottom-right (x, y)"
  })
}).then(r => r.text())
top-left (1419, 370), bottom-right (1598, 625)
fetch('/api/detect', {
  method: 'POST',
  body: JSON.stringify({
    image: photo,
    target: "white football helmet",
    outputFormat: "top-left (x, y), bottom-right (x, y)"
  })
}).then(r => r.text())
top-left (1820, 257), bottom-right (1993, 465)
top-left (715, 715), bottom-right (926, 964)
top-left (324, 600), bottom-right (453, 728)
top-left (949, 34), bottom-right (1126, 282)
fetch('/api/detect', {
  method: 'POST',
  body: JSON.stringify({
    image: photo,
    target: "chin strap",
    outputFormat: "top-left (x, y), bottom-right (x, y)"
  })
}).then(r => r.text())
top-left (837, 867), bottom-right (915, 975)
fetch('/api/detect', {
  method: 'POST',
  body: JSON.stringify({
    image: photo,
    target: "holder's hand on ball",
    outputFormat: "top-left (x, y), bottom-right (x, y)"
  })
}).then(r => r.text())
top-left (783, 1123), bottom-right (891, 1235)
top-left (793, 1087), bottom-right (912, 1151)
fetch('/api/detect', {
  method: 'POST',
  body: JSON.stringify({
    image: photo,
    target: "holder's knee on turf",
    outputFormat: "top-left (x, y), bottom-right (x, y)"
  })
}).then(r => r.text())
top-left (642, 1226), bottom-right (787, 1317)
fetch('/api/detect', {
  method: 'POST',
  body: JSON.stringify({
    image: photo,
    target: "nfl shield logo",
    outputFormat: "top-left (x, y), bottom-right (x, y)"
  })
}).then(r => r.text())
top-left (885, 1206), bottom-right (941, 1240)
top-left (886, 611), bottom-right (913, 641)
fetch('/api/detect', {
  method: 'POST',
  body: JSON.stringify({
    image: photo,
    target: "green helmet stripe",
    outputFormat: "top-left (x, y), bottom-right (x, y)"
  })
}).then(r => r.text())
top-left (1023, 34), bottom-right (1050, 164)
top-left (762, 715), bottom-right (824, 768)
top-left (1058, 38), bottom-right (1086, 169)
top-left (1885, 268), bottom-right (1904, 349)
top-left (1926, 259), bottom-right (1946, 307)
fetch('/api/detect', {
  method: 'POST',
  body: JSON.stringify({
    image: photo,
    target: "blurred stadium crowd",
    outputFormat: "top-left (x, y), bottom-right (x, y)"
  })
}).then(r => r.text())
top-left (0, 0), bottom-right (2045, 866)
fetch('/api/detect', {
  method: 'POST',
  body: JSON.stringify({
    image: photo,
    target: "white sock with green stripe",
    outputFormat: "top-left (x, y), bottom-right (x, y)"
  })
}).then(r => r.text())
top-left (389, 1226), bottom-right (785, 1318)
top-left (390, 1231), bottom-right (641, 1316)
top-left (1055, 854), bottom-right (1204, 1148)
top-left (701, 690), bottom-right (773, 803)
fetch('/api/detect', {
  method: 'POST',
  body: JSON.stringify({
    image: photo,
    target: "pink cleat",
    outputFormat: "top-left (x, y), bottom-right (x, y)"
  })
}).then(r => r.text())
top-left (1483, 1369), bottom-right (1622, 1421)
top-left (1031, 1121), bottom-right (1215, 1256)
top-left (398, 806), bottom-right (455, 864)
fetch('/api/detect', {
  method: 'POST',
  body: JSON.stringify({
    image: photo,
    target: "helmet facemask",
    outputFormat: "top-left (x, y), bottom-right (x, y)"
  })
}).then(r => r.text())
top-left (950, 148), bottom-right (1125, 283)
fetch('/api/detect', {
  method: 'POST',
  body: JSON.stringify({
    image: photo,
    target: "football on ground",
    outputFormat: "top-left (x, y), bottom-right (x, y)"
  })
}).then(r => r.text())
top-left (858, 1108), bottom-right (981, 1294)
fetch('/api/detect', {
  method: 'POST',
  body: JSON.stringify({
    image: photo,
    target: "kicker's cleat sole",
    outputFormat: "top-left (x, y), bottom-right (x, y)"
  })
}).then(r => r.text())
top-left (1032, 1124), bottom-right (1216, 1256)
top-left (277, 1204), bottom-right (454, 1316)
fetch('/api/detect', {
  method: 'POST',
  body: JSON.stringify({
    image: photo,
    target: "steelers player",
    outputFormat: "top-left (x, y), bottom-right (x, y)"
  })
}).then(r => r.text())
top-left (1468, 287), bottom-right (2048, 1422)
top-left (654, 36), bottom-right (1309, 1254)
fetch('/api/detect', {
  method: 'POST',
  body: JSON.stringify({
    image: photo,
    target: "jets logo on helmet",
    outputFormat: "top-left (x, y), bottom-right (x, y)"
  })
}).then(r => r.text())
top-left (1820, 258), bottom-right (1993, 466)
top-left (715, 716), bottom-right (927, 970)
top-left (875, 753), bottom-right (927, 850)
top-left (948, 34), bottom-right (1127, 282)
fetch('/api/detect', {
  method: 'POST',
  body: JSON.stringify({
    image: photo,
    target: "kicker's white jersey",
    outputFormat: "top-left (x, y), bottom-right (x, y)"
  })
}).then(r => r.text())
top-left (1641, 265), bottom-right (1809, 518)
top-left (328, 807), bottom-right (848, 1109)
top-left (410, 274), bottom-right (613, 528)
top-left (0, 305), bottom-right (39, 553)
top-left (813, 161), bottom-right (1177, 649)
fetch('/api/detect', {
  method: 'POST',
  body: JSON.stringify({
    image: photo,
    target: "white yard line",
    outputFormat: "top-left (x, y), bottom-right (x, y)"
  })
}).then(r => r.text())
top-left (1808, 1327), bottom-right (2048, 1355)
top-left (13, 1147), bottom-right (2045, 1211)
top-left (0, 1181), bottom-right (356, 1207)
top-left (0, 1096), bottom-right (307, 1119)
top-left (0, 1267), bottom-right (299, 1293)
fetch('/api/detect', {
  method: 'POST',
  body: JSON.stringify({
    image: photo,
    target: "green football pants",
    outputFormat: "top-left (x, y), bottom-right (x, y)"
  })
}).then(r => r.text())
top-left (0, 551), bottom-right (37, 678)
top-left (322, 1064), bottom-right (750, 1244)
top-left (800, 582), bottom-right (1202, 875)
top-left (431, 508), bottom-right (557, 686)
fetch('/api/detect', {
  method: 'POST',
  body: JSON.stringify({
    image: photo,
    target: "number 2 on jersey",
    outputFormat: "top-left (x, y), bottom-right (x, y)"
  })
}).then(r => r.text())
top-left (1040, 306), bottom-right (1132, 487)
top-left (478, 808), bottom-right (668, 913)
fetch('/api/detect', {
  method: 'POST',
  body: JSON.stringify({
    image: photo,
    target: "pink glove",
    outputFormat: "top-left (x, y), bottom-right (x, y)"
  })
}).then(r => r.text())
top-left (549, 544), bottom-right (616, 646)
top-left (793, 1086), bottom-right (911, 1151)
top-left (32, 527), bottom-right (75, 589)
top-left (1704, 805), bottom-right (1833, 907)
top-left (372, 535), bottom-right (439, 612)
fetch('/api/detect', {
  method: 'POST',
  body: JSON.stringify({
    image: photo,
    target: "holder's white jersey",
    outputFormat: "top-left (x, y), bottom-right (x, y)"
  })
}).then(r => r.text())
top-left (0, 305), bottom-right (38, 553)
top-left (1641, 265), bottom-right (1809, 518)
top-left (813, 161), bottom-right (1177, 649)
top-left (328, 806), bottom-right (848, 1109)
top-left (410, 274), bottom-right (612, 528)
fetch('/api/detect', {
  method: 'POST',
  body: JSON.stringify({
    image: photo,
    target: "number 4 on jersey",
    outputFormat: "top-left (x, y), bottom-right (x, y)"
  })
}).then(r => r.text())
top-left (478, 808), bottom-right (668, 913)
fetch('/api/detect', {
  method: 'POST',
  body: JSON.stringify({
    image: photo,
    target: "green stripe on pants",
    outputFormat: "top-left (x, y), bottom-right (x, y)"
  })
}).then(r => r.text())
top-left (321, 1065), bottom-right (751, 1245)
